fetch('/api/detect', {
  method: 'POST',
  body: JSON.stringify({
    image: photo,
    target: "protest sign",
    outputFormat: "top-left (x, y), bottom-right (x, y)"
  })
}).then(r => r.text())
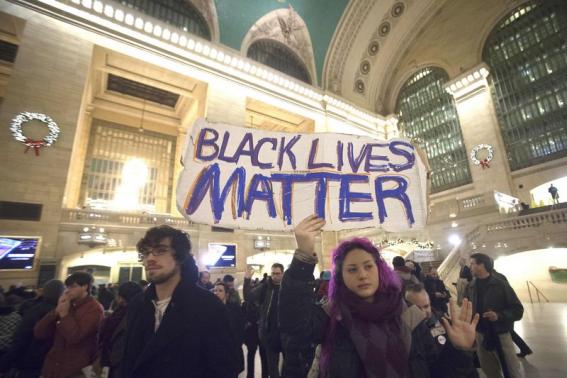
top-left (176, 119), bottom-right (428, 231)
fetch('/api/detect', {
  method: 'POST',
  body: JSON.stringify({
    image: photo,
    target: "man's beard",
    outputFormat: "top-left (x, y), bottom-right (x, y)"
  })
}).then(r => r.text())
top-left (147, 266), bottom-right (178, 284)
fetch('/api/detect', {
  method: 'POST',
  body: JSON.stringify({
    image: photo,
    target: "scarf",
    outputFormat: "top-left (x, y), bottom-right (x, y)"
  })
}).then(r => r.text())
top-left (338, 285), bottom-right (408, 378)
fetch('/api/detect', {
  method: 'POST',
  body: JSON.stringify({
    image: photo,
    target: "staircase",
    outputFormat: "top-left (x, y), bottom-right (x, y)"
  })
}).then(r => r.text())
top-left (438, 207), bottom-right (567, 298)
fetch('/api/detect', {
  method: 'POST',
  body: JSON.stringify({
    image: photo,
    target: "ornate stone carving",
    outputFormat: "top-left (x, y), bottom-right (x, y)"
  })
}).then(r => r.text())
top-left (242, 5), bottom-right (317, 84)
top-left (322, 0), bottom-right (377, 93)
top-left (392, 2), bottom-right (405, 17)
top-left (188, 0), bottom-right (220, 42)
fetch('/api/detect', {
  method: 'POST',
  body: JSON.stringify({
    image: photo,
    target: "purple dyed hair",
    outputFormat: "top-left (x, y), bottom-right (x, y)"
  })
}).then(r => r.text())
top-left (319, 237), bottom-right (401, 375)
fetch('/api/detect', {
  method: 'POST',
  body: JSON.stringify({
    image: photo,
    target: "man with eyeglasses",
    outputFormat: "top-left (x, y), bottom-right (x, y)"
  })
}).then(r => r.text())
top-left (121, 225), bottom-right (239, 378)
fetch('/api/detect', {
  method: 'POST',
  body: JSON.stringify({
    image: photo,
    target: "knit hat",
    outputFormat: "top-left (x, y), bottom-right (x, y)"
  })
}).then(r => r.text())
top-left (118, 281), bottom-right (143, 303)
top-left (42, 280), bottom-right (64, 305)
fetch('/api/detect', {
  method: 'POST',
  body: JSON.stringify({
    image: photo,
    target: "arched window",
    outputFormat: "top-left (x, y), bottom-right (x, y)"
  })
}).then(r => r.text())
top-left (247, 39), bottom-right (311, 84)
top-left (396, 67), bottom-right (472, 193)
top-left (120, 0), bottom-right (210, 40)
top-left (484, 0), bottom-right (567, 171)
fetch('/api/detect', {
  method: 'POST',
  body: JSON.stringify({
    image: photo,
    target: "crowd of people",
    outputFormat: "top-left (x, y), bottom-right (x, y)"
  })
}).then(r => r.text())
top-left (0, 218), bottom-right (532, 377)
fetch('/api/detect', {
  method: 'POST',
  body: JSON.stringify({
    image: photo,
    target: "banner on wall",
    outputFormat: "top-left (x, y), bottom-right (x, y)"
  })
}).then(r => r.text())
top-left (176, 119), bottom-right (429, 231)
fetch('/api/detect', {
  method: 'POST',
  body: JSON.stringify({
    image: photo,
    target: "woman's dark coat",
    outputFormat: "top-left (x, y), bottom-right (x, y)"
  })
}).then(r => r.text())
top-left (279, 257), bottom-right (477, 378)
top-left (0, 298), bottom-right (55, 375)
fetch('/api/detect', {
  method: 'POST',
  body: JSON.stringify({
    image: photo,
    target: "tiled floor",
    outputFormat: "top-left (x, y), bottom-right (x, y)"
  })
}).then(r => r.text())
top-left (484, 302), bottom-right (567, 378)
top-left (240, 302), bottom-right (567, 377)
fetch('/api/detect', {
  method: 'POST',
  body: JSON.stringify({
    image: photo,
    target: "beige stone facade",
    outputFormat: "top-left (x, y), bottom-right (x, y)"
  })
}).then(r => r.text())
top-left (0, 0), bottom-right (566, 298)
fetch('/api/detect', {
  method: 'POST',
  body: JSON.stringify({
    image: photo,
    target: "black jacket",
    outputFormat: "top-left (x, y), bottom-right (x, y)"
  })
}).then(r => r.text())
top-left (423, 277), bottom-right (450, 310)
top-left (122, 278), bottom-right (239, 378)
top-left (243, 277), bottom-right (280, 343)
top-left (226, 302), bottom-right (246, 373)
top-left (0, 298), bottom-right (55, 373)
top-left (279, 257), bottom-right (477, 378)
top-left (99, 305), bottom-right (128, 378)
top-left (464, 274), bottom-right (523, 334)
top-left (409, 313), bottom-right (478, 378)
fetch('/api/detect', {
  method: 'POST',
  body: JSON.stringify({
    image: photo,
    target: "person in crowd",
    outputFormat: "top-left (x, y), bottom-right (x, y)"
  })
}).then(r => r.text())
top-left (122, 225), bottom-right (238, 378)
top-left (491, 270), bottom-right (533, 359)
top-left (213, 282), bottom-right (245, 374)
top-left (18, 289), bottom-right (40, 316)
top-left (405, 260), bottom-right (425, 282)
top-left (34, 272), bottom-right (104, 378)
top-left (97, 284), bottom-right (115, 311)
top-left (548, 183), bottom-right (559, 205)
top-left (316, 271), bottom-right (332, 303)
top-left (0, 280), bottom-right (64, 378)
top-left (242, 297), bottom-right (268, 378)
top-left (465, 253), bottom-right (524, 378)
top-left (198, 270), bottom-right (214, 291)
top-left (0, 294), bottom-right (23, 358)
top-left (244, 264), bottom-right (285, 378)
top-left (405, 283), bottom-right (478, 378)
top-left (279, 215), bottom-right (479, 378)
top-left (423, 267), bottom-right (450, 314)
top-left (223, 274), bottom-right (242, 306)
top-left (457, 258), bottom-right (473, 306)
top-left (138, 279), bottom-right (148, 288)
top-left (393, 256), bottom-right (419, 293)
top-left (97, 281), bottom-right (143, 378)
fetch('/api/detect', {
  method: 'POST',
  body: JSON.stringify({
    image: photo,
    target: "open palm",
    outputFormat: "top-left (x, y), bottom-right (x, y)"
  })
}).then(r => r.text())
top-left (294, 214), bottom-right (325, 259)
top-left (441, 299), bottom-right (479, 350)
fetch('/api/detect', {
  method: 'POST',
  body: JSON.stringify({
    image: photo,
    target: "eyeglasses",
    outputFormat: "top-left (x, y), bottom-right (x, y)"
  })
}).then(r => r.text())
top-left (138, 244), bottom-right (173, 262)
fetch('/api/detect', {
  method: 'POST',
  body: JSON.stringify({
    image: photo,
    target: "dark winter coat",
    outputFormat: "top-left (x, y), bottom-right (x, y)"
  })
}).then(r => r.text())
top-left (279, 257), bottom-right (478, 378)
top-left (98, 305), bottom-right (129, 378)
top-left (423, 277), bottom-right (450, 311)
top-left (226, 302), bottom-right (246, 373)
top-left (464, 274), bottom-right (523, 334)
top-left (34, 295), bottom-right (104, 378)
top-left (121, 278), bottom-right (239, 378)
top-left (243, 277), bottom-right (280, 344)
top-left (409, 313), bottom-right (478, 378)
top-left (0, 298), bottom-right (55, 374)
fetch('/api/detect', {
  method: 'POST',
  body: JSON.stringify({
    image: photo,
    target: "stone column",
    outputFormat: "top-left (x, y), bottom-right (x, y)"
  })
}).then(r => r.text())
top-left (205, 80), bottom-right (246, 125)
top-left (445, 63), bottom-right (513, 195)
top-left (0, 6), bottom-right (93, 285)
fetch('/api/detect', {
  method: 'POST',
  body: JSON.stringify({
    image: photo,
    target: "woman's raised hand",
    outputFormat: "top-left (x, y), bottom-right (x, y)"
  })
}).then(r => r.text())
top-left (294, 215), bottom-right (326, 258)
top-left (441, 298), bottom-right (480, 350)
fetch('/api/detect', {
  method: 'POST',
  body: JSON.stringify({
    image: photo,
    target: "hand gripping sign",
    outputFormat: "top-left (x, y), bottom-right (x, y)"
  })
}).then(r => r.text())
top-left (176, 119), bottom-right (429, 232)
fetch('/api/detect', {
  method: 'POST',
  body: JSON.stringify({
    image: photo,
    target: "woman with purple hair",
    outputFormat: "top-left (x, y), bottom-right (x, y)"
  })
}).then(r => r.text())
top-left (279, 215), bottom-right (479, 378)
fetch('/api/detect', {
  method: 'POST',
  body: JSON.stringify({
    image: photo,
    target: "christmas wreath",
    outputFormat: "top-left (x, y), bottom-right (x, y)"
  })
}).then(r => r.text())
top-left (470, 144), bottom-right (494, 169)
top-left (10, 112), bottom-right (60, 155)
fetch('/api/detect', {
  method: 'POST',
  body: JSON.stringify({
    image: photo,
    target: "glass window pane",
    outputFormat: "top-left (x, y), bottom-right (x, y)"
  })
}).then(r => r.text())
top-left (395, 67), bottom-right (472, 193)
top-left (120, 0), bottom-right (210, 40)
top-left (81, 120), bottom-right (176, 212)
top-left (484, 0), bottom-right (567, 170)
top-left (247, 39), bottom-right (311, 84)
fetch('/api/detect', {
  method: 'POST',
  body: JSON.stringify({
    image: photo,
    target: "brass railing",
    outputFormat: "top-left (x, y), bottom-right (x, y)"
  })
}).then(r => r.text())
top-left (526, 281), bottom-right (550, 304)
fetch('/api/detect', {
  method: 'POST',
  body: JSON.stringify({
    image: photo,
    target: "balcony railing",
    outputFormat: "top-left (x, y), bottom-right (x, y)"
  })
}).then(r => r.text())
top-left (61, 208), bottom-right (193, 229)
top-left (486, 209), bottom-right (567, 232)
top-left (438, 207), bottom-right (567, 284)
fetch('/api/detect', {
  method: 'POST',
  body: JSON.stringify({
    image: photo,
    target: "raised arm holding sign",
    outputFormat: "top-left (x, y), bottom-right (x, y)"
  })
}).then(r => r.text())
top-left (176, 119), bottom-right (429, 231)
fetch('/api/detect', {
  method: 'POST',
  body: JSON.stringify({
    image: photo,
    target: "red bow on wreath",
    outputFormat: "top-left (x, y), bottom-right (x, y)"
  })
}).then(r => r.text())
top-left (24, 138), bottom-right (45, 156)
top-left (480, 159), bottom-right (490, 169)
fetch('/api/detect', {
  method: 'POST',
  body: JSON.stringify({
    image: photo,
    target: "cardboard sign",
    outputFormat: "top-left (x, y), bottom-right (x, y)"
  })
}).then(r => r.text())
top-left (176, 119), bottom-right (428, 231)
